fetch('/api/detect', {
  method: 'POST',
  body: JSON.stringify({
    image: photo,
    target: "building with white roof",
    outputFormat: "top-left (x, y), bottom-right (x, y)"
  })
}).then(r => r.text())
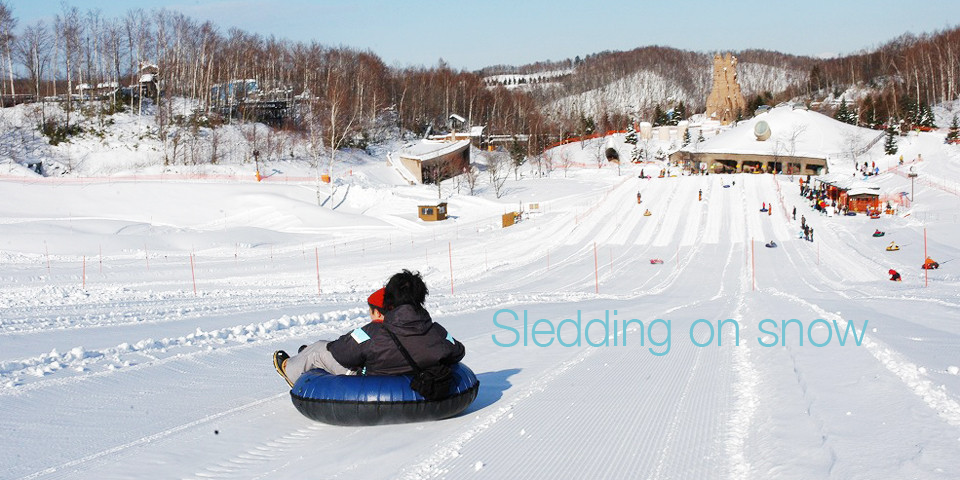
top-left (671, 105), bottom-right (885, 175)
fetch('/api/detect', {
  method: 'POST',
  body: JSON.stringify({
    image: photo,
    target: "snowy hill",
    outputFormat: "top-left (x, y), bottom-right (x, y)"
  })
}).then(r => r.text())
top-left (2, 120), bottom-right (960, 479)
top-left (548, 62), bottom-right (806, 119)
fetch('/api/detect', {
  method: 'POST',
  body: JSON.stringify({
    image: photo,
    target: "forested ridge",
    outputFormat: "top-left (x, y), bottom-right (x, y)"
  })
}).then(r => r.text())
top-left (0, 2), bottom-right (957, 158)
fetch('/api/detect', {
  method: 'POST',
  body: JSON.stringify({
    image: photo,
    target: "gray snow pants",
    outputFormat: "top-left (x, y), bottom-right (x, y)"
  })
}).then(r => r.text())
top-left (284, 341), bottom-right (354, 383)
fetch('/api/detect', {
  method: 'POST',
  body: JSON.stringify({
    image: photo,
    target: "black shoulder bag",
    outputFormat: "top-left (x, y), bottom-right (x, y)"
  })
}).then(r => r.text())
top-left (382, 327), bottom-right (453, 401)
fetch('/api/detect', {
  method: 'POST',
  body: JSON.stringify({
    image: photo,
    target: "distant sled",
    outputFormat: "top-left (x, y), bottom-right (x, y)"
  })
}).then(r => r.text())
top-left (650, 259), bottom-right (664, 264)
top-left (765, 241), bottom-right (777, 248)
top-left (872, 230), bottom-right (885, 237)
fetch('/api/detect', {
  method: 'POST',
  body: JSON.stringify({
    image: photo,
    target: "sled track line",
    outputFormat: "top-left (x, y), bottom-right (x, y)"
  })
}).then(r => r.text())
top-left (17, 392), bottom-right (289, 480)
top-left (763, 287), bottom-right (960, 428)
top-left (395, 347), bottom-right (599, 480)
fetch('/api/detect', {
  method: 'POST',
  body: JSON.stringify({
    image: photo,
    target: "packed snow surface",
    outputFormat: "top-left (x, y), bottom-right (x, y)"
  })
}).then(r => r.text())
top-left (2, 126), bottom-right (960, 480)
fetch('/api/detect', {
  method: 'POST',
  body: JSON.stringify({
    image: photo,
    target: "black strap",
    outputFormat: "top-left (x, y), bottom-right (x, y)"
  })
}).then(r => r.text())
top-left (382, 326), bottom-right (423, 373)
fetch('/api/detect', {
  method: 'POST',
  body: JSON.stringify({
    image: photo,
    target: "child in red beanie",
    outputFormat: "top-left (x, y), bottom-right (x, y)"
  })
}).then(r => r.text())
top-left (273, 288), bottom-right (387, 387)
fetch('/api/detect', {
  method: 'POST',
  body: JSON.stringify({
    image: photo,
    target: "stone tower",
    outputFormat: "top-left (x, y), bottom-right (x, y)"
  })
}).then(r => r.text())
top-left (705, 53), bottom-right (746, 125)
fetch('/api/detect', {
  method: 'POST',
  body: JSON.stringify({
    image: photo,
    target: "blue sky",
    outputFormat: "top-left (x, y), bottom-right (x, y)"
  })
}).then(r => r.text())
top-left (10, 0), bottom-right (960, 71)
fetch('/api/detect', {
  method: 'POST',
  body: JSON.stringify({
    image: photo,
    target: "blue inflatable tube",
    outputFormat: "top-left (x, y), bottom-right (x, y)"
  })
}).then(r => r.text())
top-left (290, 363), bottom-right (480, 426)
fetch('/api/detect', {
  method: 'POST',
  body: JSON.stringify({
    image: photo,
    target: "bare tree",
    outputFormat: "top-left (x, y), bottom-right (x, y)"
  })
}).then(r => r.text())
top-left (464, 164), bottom-right (479, 195)
top-left (56, 4), bottom-right (83, 131)
top-left (485, 150), bottom-right (509, 198)
top-left (0, 1), bottom-right (17, 99)
top-left (14, 21), bottom-right (51, 121)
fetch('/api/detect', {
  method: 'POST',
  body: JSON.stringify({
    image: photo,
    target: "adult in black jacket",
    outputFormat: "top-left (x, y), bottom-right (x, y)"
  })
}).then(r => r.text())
top-left (329, 270), bottom-right (465, 375)
top-left (275, 270), bottom-right (465, 385)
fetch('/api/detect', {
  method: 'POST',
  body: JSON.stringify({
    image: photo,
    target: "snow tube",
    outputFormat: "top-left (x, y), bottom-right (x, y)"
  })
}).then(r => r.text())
top-left (759, 208), bottom-right (768, 212)
top-left (650, 259), bottom-right (664, 264)
top-left (886, 246), bottom-right (900, 251)
top-left (922, 262), bottom-right (939, 270)
top-left (872, 232), bottom-right (885, 237)
top-left (870, 214), bottom-right (881, 219)
top-left (289, 363), bottom-right (479, 426)
top-left (765, 242), bottom-right (777, 248)
top-left (845, 212), bottom-right (857, 216)
top-left (643, 210), bottom-right (652, 217)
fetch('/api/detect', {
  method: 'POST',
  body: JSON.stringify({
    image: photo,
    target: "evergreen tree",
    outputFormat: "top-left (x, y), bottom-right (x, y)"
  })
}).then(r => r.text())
top-left (578, 114), bottom-right (596, 137)
top-left (631, 145), bottom-right (642, 162)
top-left (698, 130), bottom-right (705, 143)
top-left (625, 123), bottom-right (638, 145)
top-left (675, 101), bottom-right (687, 122)
top-left (653, 106), bottom-right (666, 127)
top-left (883, 122), bottom-right (898, 155)
top-left (918, 102), bottom-right (937, 129)
top-left (835, 100), bottom-right (856, 125)
top-left (682, 128), bottom-right (691, 147)
top-left (946, 115), bottom-right (959, 144)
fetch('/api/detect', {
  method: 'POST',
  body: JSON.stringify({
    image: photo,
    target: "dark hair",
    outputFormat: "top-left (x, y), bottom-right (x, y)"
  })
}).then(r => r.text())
top-left (383, 269), bottom-right (428, 311)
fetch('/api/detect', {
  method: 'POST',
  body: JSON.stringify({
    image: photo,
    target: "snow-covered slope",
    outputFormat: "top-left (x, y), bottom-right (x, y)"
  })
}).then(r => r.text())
top-left (2, 128), bottom-right (960, 479)
top-left (548, 62), bottom-right (806, 118)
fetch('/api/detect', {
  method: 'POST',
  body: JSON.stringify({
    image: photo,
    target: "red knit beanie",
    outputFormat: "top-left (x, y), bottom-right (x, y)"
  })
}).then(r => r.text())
top-left (367, 288), bottom-right (385, 310)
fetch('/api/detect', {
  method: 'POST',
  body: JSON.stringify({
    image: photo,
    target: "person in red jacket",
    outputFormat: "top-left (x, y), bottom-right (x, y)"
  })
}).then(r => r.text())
top-left (274, 270), bottom-right (465, 386)
top-left (889, 269), bottom-right (901, 282)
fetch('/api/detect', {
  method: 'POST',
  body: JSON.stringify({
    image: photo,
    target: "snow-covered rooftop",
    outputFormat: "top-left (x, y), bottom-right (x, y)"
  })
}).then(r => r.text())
top-left (398, 139), bottom-right (470, 160)
top-left (685, 106), bottom-right (883, 160)
top-left (816, 172), bottom-right (881, 196)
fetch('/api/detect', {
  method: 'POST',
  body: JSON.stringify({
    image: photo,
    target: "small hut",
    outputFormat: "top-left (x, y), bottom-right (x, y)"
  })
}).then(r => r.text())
top-left (418, 203), bottom-right (448, 222)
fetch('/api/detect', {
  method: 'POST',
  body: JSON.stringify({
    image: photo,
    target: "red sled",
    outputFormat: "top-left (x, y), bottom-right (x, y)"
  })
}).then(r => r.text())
top-left (650, 259), bottom-right (664, 264)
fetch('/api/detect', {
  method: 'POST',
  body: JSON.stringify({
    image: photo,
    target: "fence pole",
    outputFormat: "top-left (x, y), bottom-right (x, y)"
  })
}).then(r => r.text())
top-left (448, 241), bottom-right (454, 294)
top-left (190, 253), bottom-right (197, 296)
top-left (315, 247), bottom-right (322, 295)
top-left (594, 242), bottom-right (599, 294)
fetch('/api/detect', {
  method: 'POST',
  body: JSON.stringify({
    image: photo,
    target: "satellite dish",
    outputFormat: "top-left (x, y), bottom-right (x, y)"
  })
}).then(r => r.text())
top-left (754, 120), bottom-right (771, 141)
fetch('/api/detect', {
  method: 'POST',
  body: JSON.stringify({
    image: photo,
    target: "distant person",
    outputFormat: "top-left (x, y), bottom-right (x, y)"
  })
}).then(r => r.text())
top-left (792, 206), bottom-right (797, 220)
top-left (889, 269), bottom-right (901, 282)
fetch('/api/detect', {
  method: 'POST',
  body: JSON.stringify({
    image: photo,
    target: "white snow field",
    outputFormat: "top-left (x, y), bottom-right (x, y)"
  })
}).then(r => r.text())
top-left (2, 131), bottom-right (960, 480)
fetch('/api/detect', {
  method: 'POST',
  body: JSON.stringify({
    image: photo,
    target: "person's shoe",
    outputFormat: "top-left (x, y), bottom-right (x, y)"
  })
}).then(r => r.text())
top-left (273, 350), bottom-right (293, 388)
top-left (298, 344), bottom-right (307, 353)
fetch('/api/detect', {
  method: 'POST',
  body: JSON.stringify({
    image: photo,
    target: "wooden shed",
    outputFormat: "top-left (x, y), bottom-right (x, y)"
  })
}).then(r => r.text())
top-left (502, 211), bottom-right (521, 228)
top-left (418, 203), bottom-right (448, 222)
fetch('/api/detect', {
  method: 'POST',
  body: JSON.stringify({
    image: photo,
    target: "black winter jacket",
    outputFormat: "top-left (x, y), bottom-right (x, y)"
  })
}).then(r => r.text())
top-left (327, 304), bottom-right (465, 375)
